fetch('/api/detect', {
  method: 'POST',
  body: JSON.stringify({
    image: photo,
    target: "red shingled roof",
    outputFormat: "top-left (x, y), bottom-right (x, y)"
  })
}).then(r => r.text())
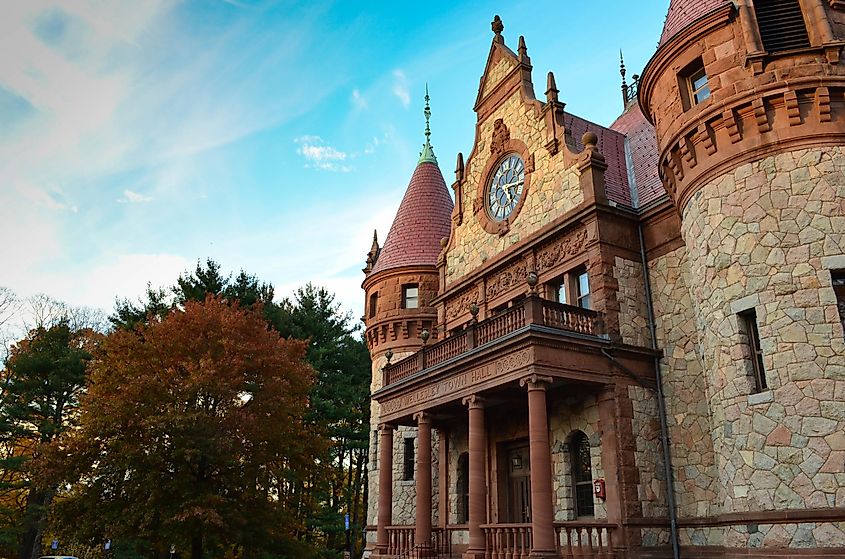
top-left (610, 101), bottom-right (665, 208)
top-left (370, 161), bottom-right (454, 274)
top-left (565, 112), bottom-right (632, 208)
top-left (659, 0), bottom-right (729, 46)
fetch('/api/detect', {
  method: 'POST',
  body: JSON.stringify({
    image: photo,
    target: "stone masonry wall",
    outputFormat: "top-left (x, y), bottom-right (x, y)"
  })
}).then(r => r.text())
top-left (649, 245), bottom-right (720, 520)
top-left (446, 89), bottom-right (583, 286)
top-left (548, 392), bottom-right (606, 521)
top-left (614, 257), bottom-right (652, 347)
top-left (680, 147), bottom-right (845, 549)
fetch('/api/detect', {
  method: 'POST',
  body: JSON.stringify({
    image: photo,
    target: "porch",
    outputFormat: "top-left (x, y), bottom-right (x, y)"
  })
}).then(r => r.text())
top-left (381, 522), bottom-right (617, 558)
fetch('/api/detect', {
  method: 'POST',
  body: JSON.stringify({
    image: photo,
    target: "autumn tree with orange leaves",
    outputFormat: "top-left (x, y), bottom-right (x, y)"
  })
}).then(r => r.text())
top-left (46, 296), bottom-right (318, 559)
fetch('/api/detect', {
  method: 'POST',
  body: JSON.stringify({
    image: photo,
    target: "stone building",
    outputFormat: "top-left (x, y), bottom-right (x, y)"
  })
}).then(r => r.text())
top-left (361, 2), bottom-right (845, 557)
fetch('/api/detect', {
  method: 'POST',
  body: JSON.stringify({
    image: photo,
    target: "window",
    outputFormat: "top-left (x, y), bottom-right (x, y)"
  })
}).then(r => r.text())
top-left (403, 437), bottom-right (415, 480)
top-left (402, 284), bottom-right (419, 309)
top-left (754, 0), bottom-right (810, 53)
top-left (456, 452), bottom-right (470, 523)
top-left (571, 431), bottom-right (594, 517)
top-left (678, 58), bottom-right (710, 110)
top-left (833, 271), bottom-right (845, 336)
top-left (550, 279), bottom-right (567, 304)
top-left (369, 292), bottom-right (378, 318)
top-left (576, 271), bottom-right (591, 310)
top-left (740, 309), bottom-right (768, 393)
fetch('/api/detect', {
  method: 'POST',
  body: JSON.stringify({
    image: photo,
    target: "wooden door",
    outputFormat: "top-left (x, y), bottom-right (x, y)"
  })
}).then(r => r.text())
top-left (507, 445), bottom-right (531, 523)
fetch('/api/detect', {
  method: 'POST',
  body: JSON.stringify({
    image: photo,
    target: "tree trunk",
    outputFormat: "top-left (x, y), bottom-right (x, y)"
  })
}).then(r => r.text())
top-left (191, 532), bottom-right (203, 559)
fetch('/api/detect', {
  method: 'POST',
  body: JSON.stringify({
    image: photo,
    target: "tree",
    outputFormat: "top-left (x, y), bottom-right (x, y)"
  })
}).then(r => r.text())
top-left (275, 285), bottom-right (370, 556)
top-left (48, 297), bottom-right (317, 559)
top-left (0, 320), bottom-right (94, 559)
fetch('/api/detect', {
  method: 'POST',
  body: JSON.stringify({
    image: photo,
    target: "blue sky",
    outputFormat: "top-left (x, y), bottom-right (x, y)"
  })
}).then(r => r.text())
top-left (0, 0), bottom-right (668, 319)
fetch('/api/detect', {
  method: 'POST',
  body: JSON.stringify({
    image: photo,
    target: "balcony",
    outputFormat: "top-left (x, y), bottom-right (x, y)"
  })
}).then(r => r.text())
top-left (382, 295), bottom-right (605, 388)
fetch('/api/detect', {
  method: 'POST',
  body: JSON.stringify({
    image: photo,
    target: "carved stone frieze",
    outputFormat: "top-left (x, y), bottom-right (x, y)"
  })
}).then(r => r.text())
top-left (486, 258), bottom-right (529, 301)
top-left (535, 228), bottom-right (588, 273)
top-left (445, 285), bottom-right (483, 321)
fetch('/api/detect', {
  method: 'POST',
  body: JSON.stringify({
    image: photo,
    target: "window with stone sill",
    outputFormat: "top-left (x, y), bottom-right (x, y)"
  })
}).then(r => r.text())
top-left (833, 271), bottom-right (845, 336)
top-left (678, 58), bottom-right (711, 111)
top-left (547, 269), bottom-right (590, 309)
top-left (369, 292), bottom-right (378, 318)
top-left (402, 437), bottom-right (415, 481)
top-left (570, 431), bottom-right (595, 518)
top-left (402, 284), bottom-right (419, 309)
top-left (739, 309), bottom-right (768, 393)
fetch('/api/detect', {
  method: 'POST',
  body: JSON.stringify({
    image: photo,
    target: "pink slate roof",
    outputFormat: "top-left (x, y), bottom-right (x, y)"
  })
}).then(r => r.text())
top-left (659, 0), bottom-right (730, 46)
top-left (610, 101), bottom-right (666, 208)
top-left (370, 161), bottom-right (454, 274)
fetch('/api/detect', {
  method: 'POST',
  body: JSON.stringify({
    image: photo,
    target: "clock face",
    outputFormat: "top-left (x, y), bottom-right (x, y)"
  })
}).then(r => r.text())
top-left (486, 154), bottom-right (525, 221)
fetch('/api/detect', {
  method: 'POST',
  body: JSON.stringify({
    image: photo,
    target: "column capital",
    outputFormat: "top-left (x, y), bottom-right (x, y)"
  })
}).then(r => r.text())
top-left (378, 422), bottom-right (396, 433)
top-left (413, 411), bottom-right (432, 425)
top-left (520, 374), bottom-right (553, 391)
top-left (462, 394), bottom-right (485, 409)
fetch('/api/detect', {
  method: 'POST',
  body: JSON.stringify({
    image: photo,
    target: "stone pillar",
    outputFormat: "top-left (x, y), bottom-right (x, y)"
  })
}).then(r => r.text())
top-left (463, 395), bottom-right (486, 559)
top-left (376, 423), bottom-right (395, 555)
top-left (414, 412), bottom-right (433, 549)
top-left (521, 375), bottom-right (557, 558)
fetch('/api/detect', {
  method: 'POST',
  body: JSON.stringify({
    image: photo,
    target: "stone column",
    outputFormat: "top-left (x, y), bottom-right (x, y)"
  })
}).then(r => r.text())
top-left (463, 395), bottom-right (486, 559)
top-left (521, 375), bottom-right (557, 558)
top-left (414, 412), bottom-right (433, 549)
top-left (376, 423), bottom-right (395, 555)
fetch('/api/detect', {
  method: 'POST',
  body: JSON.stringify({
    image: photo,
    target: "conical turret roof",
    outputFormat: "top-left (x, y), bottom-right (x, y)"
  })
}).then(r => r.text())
top-left (370, 92), bottom-right (453, 275)
top-left (659, 0), bottom-right (729, 46)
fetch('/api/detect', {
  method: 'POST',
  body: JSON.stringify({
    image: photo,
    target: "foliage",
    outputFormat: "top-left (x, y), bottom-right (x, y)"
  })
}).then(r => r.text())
top-left (0, 320), bottom-right (95, 559)
top-left (47, 297), bottom-right (316, 559)
top-left (109, 263), bottom-right (372, 556)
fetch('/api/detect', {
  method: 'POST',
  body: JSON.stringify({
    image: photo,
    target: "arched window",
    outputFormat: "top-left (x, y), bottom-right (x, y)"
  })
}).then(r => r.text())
top-left (456, 452), bottom-right (470, 523)
top-left (571, 431), bottom-right (594, 517)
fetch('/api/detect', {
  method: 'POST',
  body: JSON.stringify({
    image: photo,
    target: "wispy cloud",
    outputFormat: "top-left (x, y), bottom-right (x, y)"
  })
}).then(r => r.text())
top-left (294, 135), bottom-right (350, 172)
top-left (392, 69), bottom-right (410, 107)
top-left (118, 189), bottom-right (153, 203)
top-left (351, 88), bottom-right (367, 110)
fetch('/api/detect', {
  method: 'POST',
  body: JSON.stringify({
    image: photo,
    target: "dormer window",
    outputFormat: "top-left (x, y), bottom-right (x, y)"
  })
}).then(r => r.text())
top-left (402, 284), bottom-right (419, 309)
top-left (754, 0), bottom-right (810, 53)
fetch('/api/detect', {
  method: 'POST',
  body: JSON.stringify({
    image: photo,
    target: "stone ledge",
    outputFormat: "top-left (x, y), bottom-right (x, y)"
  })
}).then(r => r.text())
top-left (747, 390), bottom-right (773, 406)
top-left (821, 255), bottom-right (845, 270)
top-left (730, 293), bottom-right (759, 314)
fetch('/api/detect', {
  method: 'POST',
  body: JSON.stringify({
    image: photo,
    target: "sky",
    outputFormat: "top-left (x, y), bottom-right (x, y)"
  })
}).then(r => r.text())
top-left (0, 0), bottom-right (669, 322)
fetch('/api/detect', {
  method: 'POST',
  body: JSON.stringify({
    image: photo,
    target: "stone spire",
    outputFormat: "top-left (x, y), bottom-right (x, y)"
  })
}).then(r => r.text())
top-left (418, 85), bottom-right (437, 165)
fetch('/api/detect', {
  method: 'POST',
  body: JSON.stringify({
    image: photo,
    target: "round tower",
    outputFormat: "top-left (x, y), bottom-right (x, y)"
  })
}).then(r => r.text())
top-left (640, 0), bottom-right (845, 551)
top-left (362, 90), bottom-right (454, 547)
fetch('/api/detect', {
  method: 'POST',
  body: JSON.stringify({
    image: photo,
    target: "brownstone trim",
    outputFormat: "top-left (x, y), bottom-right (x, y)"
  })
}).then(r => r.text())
top-left (626, 507), bottom-right (845, 528)
top-left (639, 3), bottom-right (735, 124)
top-left (639, 199), bottom-right (683, 261)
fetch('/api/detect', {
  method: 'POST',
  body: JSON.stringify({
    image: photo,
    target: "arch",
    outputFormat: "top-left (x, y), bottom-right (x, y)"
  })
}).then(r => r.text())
top-left (569, 430), bottom-right (595, 518)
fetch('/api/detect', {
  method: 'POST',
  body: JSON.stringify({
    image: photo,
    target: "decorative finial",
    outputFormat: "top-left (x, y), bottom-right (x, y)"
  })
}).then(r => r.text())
top-left (518, 35), bottom-right (528, 62)
top-left (455, 152), bottom-right (465, 182)
top-left (546, 71), bottom-right (559, 104)
top-left (620, 50), bottom-right (630, 109)
top-left (583, 131), bottom-right (598, 150)
top-left (418, 85), bottom-right (437, 165)
top-left (492, 15), bottom-right (504, 36)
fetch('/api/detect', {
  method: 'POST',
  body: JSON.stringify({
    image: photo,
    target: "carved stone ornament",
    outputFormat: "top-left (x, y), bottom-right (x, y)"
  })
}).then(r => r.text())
top-left (486, 259), bottom-right (529, 301)
top-left (445, 286), bottom-right (482, 321)
top-left (535, 229), bottom-right (588, 273)
top-left (490, 118), bottom-right (511, 156)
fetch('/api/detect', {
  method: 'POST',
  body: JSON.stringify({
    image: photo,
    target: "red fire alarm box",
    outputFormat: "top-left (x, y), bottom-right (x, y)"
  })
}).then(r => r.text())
top-left (593, 479), bottom-right (606, 500)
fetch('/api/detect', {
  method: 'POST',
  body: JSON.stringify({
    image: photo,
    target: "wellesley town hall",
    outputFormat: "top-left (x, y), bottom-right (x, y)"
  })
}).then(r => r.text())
top-left (360, 1), bottom-right (845, 557)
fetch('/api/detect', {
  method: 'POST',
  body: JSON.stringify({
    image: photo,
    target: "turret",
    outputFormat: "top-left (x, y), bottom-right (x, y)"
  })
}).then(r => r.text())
top-left (362, 89), bottom-right (454, 362)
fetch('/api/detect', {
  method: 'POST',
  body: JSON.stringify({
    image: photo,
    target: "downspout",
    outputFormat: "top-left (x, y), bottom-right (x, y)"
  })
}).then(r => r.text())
top-left (638, 224), bottom-right (681, 559)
